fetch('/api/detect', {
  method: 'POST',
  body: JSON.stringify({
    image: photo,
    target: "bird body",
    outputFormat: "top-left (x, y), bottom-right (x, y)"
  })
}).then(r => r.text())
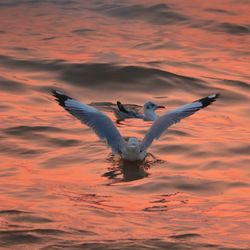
top-left (52, 90), bottom-right (220, 161)
top-left (114, 101), bottom-right (165, 122)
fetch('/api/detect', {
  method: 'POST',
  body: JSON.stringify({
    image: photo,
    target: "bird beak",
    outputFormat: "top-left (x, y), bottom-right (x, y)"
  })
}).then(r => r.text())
top-left (156, 105), bottom-right (165, 109)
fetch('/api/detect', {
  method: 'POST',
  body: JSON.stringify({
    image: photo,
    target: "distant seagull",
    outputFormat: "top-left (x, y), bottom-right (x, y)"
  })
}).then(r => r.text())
top-left (114, 101), bottom-right (165, 122)
top-left (52, 90), bottom-right (220, 161)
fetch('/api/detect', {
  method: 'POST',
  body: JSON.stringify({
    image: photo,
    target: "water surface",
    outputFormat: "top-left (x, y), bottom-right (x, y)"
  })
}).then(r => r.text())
top-left (0, 1), bottom-right (250, 249)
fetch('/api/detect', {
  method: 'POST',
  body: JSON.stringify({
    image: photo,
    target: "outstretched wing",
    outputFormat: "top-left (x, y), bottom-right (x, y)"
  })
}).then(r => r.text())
top-left (52, 90), bottom-right (125, 154)
top-left (141, 94), bottom-right (220, 151)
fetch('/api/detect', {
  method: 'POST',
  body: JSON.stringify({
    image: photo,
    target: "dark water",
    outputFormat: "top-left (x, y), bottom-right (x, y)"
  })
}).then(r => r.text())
top-left (0, 0), bottom-right (250, 249)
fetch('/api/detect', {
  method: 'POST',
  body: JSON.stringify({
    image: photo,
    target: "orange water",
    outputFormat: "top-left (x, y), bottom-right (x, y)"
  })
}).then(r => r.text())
top-left (0, 1), bottom-right (249, 249)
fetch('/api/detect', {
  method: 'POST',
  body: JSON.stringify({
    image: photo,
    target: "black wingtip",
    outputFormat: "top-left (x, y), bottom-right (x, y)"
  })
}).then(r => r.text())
top-left (195, 93), bottom-right (220, 108)
top-left (51, 89), bottom-right (72, 107)
top-left (117, 101), bottom-right (129, 113)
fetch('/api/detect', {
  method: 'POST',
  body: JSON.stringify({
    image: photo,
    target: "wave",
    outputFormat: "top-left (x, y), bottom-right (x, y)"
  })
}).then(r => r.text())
top-left (0, 55), bottom-right (214, 95)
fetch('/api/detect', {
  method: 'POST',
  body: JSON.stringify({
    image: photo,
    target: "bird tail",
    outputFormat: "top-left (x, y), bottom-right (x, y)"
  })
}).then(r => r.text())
top-left (117, 101), bottom-right (129, 113)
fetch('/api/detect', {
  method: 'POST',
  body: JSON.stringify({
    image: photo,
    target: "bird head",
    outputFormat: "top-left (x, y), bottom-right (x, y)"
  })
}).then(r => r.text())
top-left (144, 101), bottom-right (165, 111)
top-left (127, 137), bottom-right (140, 150)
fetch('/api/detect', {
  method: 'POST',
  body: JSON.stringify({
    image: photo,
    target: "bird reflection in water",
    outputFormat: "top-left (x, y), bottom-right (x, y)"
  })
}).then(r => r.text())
top-left (103, 153), bottom-right (163, 183)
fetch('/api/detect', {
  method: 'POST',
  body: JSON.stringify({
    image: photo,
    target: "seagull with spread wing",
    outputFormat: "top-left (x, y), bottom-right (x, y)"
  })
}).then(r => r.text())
top-left (52, 90), bottom-right (220, 161)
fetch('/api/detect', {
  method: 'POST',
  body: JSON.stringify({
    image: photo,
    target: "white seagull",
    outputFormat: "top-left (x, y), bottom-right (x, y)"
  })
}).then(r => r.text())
top-left (52, 90), bottom-right (220, 161)
top-left (114, 101), bottom-right (165, 122)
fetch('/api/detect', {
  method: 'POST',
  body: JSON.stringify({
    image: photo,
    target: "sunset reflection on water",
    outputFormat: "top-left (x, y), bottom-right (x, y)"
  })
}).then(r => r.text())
top-left (0, 0), bottom-right (250, 249)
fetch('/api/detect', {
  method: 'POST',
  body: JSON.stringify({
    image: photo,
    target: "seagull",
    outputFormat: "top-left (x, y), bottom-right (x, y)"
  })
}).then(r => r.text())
top-left (114, 101), bottom-right (165, 122)
top-left (52, 90), bottom-right (220, 161)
